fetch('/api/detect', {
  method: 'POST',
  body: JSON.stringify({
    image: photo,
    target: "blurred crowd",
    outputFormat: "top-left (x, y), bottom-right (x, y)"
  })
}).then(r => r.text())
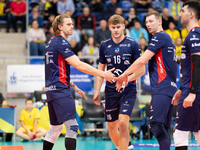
top-left (0, 0), bottom-right (199, 61)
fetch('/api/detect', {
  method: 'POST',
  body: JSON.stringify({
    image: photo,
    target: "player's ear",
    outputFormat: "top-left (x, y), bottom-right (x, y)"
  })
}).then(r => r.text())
top-left (190, 11), bottom-right (195, 19)
top-left (58, 24), bottom-right (62, 31)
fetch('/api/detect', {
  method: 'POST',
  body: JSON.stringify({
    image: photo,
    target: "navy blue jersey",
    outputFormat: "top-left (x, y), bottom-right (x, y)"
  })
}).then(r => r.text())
top-left (45, 35), bottom-right (75, 101)
top-left (147, 31), bottom-right (177, 97)
top-left (180, 26), bottom-right (200, 94)
top-left (99, 36), bottom-right (141, 89)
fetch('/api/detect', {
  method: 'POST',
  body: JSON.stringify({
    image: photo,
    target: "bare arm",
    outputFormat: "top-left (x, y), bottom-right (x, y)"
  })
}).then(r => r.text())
top-left (65, 55), bottom-right (115, 83)
top-left (128, 65), bottom-right (145, 82)
top-left (93, 63), bottom-right (106, 105)
top-left (116, 50), bottom-right (155, 90)
top-left (70, 81), bottom-right (87, 100)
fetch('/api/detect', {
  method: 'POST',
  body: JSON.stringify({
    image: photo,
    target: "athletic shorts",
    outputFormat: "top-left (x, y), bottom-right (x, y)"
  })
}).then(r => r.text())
top-left (105, 85), bottom-right (136, 122)
top-left (47, 94), bottom-right (76, 125)
top-left (150, 94), bottom-right (173, 128)
top-left (176, 92), bottom-right (200, 132)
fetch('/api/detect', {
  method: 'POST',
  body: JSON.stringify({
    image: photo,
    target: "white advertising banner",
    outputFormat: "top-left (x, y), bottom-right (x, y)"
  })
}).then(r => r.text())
top-left (7, 65), bottom-right (45, 93)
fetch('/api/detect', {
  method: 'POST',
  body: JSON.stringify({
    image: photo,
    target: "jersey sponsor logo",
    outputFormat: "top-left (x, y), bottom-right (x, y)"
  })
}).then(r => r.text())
top-left (108, 45), bottom-right (112, 48)
top-left (65, 48), bottom-right (70, 53)
top-left (45, 85), bottom-right (57, 91)
top-left (107, 64), bottom-right (113, 66)
top-left (122, 109), bottom-right (128, 112)
top-left (115, 47), bottom-right (120, 53)
top-left (150, 116), bottom-right (153, 119)
top-left (45, 52), bottom-right (54, 64)
top-left (106, 114), bottom-right (112, 120)
top-left (190, 35), bottom-right (199, 41)
top-left (168, 47), bottom-right (174, 49)
top-left (123, 54), bottom-right (131, 56)
top-left (105, 55), bottom-right (112, 57)
top-left (107, 58), bottom-right (111, 63)
top-left (119, 44), bottom-right (130, 47)
top-left (126, 37), bottom-right (135, 42)
top-left (149, 43), bottom-right (155, 46)
top-left (191, 43), bottom-right (200, 47)
top-left (62, 39), bottom-right (68, 45)
top-left (151, 37), bottom-right (158, 42)
top-left (171, 81), bottom-right (177, 88)
top-left (124, 60), bottom-right (130, 65)
top-left (114, 69), bottom-right (122, 76)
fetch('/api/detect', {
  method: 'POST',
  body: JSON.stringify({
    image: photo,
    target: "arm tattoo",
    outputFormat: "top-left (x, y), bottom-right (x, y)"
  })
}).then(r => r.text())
top-left (70, 81), bottom-right (75, 88)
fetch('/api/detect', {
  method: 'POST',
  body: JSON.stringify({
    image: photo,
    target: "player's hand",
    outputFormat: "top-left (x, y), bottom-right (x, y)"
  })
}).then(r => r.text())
top-left (27, 131), bottom-right (34, 138)
top-left (171, 89), bottom-right (182, 105)
top-left (115, 73), bottom-right (128, 92)
top-left (103, 67), bottom-right (116, 83)
top-left (93, 91), bottom-right (100, 105)
top-left (75, 87), bottom-right (87, 100)
top-left (183, 93), bottom-right (196, 108)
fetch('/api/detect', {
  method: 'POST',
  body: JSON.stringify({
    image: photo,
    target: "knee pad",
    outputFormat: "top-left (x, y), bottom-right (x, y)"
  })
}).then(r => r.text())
top-left (173, 129), bottom-right (189, 147)
top-left (150, 121), bottom-right (168, 141)
top-left (64, 119), bottom-right (79, 139)
top-left (44, 124), bottom-right (63, 143)
top-left (193, 131), bottom-right (200, 144)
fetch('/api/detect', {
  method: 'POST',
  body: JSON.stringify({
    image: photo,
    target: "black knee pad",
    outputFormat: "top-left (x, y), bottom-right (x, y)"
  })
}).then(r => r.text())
top-left (150, 121), bottom-right (169, 141)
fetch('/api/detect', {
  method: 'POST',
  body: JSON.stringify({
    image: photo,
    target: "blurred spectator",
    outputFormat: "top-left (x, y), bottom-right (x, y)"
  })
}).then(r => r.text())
top-left (134, 0), bottom-right (152, 14)
top-left (9, 0), bottom-right (26, 32)
top-left (162, 8), bottom-right (174, 30)
top-left (130, 20), bottom-right (149, 43)
top-left (0, 92), bottom-right (13, 141)
top-left (44, 14), bottom-right (55, 34)
top-left (89, 0), bottom-right (104, 12)
top-left (77, 7), bottom-right (96, 43)
top-left (105, 0), bottom-right (119, 18)
top-left (181, 27), bottom-right (188, 42)
top-left (82, 36), bottom-right (99, 64)
top-left (16, 98), bottom-right (47, 141)
top-left (0, 0), bottom-right (11, 33)
top-left (29, 6), bottom-right (44, 28)
top-left (125, 7), bottom-right (139, 30)
top-left (141, 6), bottom-right (154, 28)
top-left (45, 26), bottom-right (54, 44)
top-left (44, 0), bottom-right (58, 20)
top-left (165, 21), bottom-right (180, 43)
top-left (69, 38), bottom-right (82, 56)
top-left (168, 0), bottom-right (183, 30)
top-left (57, 0), bottom-right (75, 16)
top-left (74, 0), bottom-right (89, 13)
top-left (199, 19), bottom-right (200, 25)
top-left (175, 37), bottom-right (182, 64)
top-left (94, 19), bottom-right (111, 47)
top-left (27, 20), bottom-right (46, 56)
top-left (139, 37), bottom-right (148, 53)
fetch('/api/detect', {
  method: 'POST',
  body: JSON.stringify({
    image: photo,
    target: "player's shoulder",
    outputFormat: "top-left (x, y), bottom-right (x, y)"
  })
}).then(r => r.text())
top-left (125, 36), bottom-right (139, 45)
top-left (189, 26), bottom-right (200, 36)
top-left (101, 38), bottom-right (112, 46)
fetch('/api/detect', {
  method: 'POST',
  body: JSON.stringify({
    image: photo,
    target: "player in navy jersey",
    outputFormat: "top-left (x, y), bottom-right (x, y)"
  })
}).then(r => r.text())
top-left (93, 14), bottom-right (145, 150)
top-left (116, 11), bottom-right (177, 150)
top-left (171, 1), bottom-right (200, 149)
top-left (43, 14), bottom-right (115, 150)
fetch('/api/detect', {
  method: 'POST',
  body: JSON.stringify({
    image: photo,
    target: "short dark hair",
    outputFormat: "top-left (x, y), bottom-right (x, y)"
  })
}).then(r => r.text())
top-left (25, 97), bottom-right (33, 103)
top-left (183, 0), bottom-right (200, 20)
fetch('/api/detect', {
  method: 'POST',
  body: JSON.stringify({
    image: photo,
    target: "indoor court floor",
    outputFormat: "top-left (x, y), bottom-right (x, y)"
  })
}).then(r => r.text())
top-left (1, 137), bottom-right (200, 150)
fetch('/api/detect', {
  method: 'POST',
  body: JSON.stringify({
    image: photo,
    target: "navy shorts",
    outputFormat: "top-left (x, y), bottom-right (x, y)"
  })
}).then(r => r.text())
top-left (176, 92), bottom-right (200, 132)
top-left (105, 85), bottom-right (136, 122)
top-left (47, 94), bottom-right (76, 125)
top-left (150, 94), bottom-right (173, 128)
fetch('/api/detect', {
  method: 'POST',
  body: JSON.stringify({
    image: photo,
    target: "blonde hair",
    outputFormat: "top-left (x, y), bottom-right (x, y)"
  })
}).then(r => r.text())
top-left (146, 11), bottom-right (161, 20)
top-left (108, 14), bottom-right (124, 25)
top-left (52, 14), bottom-right (71, 35)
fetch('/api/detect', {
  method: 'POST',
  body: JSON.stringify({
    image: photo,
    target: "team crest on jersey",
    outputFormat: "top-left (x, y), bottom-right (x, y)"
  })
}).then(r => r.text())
top-left (115, 48), bottom-right (120, 53)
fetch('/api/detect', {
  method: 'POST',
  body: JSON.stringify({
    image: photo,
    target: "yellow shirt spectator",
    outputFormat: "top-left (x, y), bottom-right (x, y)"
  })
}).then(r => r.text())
top-left (20, 107), bottom-right (40, 130)
top-left (165, 29), bottom-right (180, 43)
top-left (181, 28), bottom-right (188, 42)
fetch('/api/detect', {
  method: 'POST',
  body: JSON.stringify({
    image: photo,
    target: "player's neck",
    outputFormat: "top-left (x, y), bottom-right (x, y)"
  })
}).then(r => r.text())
top-left (186, 21), bottom-right (199, 32)
top-left (112, 35), bottom-right (125, 44)
top-left (60, 32), bottom-right (69, 40)
top-left (153, 27), bottom-right (163, 35)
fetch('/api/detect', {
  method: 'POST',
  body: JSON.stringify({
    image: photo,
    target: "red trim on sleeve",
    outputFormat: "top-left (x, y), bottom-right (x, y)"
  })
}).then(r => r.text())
top-left (156, 48), bottom-right (167, 83)
top-left (58, 54), bottom-right (67, 85)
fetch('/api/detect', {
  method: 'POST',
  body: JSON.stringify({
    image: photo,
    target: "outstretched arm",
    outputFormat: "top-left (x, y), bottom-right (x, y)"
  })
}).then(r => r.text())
top-left (93, 63), bottom-right (107, 105)
top-left (116, 50), bottom-right (154, 91)
top-left (70, 81), bottom-right (87, 100)
top-left (65, 55), bottom-right (115, 83)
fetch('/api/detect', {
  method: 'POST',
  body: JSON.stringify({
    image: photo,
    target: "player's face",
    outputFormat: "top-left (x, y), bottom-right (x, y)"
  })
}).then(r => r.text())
top-left (109, 23), bottom-right (125, 38)
top-left (146, 15), bottom-right (160, 35)
top-left (179, 5), bottom-right (190, 26)
top-left (59, 18), bottom-right (74, 36)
